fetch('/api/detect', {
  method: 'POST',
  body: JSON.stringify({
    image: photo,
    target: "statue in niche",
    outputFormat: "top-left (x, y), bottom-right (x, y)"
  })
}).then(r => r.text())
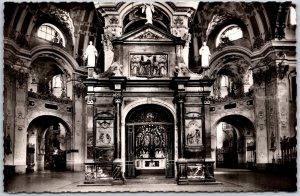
top-left (157, 55), bottom-right (167, 76)
top-left (270, 131), bottom-right (276, 149)
top-left (130, 55), bottom-right (141, 76)
top-left (142, 3), bottom-right (155, 24)
top-left (84, 41), bottom-right (98, 67)
top-left (199, 42), bottom-right (211, 68)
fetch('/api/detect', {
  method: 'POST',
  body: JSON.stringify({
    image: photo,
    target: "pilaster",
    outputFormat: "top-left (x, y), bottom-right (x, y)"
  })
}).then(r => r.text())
top-left (13, 67), bottom-right (29, 174)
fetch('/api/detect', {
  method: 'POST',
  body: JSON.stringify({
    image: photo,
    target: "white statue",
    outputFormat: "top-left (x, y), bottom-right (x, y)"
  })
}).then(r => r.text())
top-left (84, 41), bottom-right (98, 67)
top-left (142, 3), bottom-right (154, 24)
top-left (199, 42), bottom-right (211, 68)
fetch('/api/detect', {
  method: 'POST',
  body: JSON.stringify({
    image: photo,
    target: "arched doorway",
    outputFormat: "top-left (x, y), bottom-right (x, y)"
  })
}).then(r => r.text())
top-left (26, 116), bottom-right (71, 172)
top-left (215, 115), bottom-right (256, 169)
top-left (125, 104), bottom-right (174, 178)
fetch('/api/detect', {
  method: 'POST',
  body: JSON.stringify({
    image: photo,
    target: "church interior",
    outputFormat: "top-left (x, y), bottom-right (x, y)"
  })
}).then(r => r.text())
top-left (3, 1), bottom-right (297, 192)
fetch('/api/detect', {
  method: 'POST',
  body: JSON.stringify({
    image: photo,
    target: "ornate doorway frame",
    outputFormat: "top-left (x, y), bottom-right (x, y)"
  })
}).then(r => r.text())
top-left (121, 98), bottom-right (177, 178)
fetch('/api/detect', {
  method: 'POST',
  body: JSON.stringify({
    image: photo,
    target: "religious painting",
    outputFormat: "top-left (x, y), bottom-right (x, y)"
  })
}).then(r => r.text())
top-left (130, 54), bottom-right (168, 78)
top-left (185, 119), bottom-right (203, 147)
top-left (95, 119), bottom-right (114, 147)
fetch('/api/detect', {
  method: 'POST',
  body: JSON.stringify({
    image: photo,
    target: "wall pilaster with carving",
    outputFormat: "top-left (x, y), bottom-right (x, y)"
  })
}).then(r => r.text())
top-left (11, 62), bottom-right (30, 174)
top-left (252, 59), bottom-right (270, 167)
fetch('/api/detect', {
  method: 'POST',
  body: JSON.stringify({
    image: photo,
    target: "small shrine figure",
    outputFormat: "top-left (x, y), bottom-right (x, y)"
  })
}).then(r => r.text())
top-left (142, 3), bottom-right (155, 24)
top-left (111, 62), bottom-right (123, 76)
top-left (84, 41), bottom-right (98, 67)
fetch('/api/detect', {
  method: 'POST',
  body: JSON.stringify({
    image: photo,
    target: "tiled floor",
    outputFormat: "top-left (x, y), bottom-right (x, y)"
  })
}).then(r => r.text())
top-left (4, 168), bottom-right (297, 193)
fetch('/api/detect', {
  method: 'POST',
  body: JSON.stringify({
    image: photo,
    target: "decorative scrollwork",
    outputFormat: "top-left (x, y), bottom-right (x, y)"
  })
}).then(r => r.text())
top-left (135, 31), bottom-right (163, 39)
top-left (174, 16), bottom-right (184, 27)
top-left (73, 82), bottom-right (87, 98)
top-left (265, 66), bottom-right (277, 83)
top-left (28, 91), bottom-right (72, 104)
top-left (277, 63), bottom-right (289, 80)
top-left (277, 52), bottom-right (289, 80)
top-left (135, 124), bottom-right (167, 159)
top-left (252, 33), bottom-right (265, 50)
top-left (109, 16), bottom-right (119, 24)
top-left (253, 68), bottom-right (264, 86)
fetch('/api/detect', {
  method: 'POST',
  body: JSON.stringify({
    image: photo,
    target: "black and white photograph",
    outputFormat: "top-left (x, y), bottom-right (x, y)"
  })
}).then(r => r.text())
top-left (2, 0), bottom-right (298, 193)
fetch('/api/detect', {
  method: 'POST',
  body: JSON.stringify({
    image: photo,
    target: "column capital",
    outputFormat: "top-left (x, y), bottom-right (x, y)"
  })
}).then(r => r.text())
top-left (175, 93), bottom-right (186, 103)
top-left (113, 93), bottom-right (123, 104)
top-left (85, 94), bottom-right (96, 105)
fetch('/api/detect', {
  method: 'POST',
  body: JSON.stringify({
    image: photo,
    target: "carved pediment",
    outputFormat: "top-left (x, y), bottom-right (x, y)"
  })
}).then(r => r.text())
top-left (113, 24), bottom-right (182, 43)
top-left (128, 29), bottom-right (170, 41)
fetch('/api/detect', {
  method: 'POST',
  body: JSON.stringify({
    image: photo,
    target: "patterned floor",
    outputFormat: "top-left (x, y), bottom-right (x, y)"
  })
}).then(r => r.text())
top-left (4, 168), bottom-right (297, 193)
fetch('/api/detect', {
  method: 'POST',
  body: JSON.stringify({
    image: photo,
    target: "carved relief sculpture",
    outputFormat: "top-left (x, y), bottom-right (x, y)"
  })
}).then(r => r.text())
top-left (185, 119), bottom-right (203, 146)
top-left (130, 54), bottom-right (168, 77)
top-left (96, 119), bottom-right (114, 147)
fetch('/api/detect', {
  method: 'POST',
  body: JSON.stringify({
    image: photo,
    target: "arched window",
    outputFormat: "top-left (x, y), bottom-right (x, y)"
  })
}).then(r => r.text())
top-left (37, 23), bottom-right (66, 47)
top-left (216, 25), bottom-right (243, 47)
top-left (220, 75), bottom-right (229, 87)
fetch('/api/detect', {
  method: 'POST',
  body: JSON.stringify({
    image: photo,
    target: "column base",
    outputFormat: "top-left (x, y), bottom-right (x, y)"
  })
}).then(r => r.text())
top-left (15, 165), bottom-right (26, 174)
top-left (256, 163), bottom-right (267, 171)
top-left (73, 163), bottom-right (85, 171)
top-left (84, 162), bottom-right (114, 185)
top-left (177, 158), bottom-right (188, 185)
top-left (112, 159), bottom-right (125, 185)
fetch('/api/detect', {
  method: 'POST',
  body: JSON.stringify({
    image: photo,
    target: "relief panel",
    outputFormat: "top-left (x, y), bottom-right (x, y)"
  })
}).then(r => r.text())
top-left (95, 119), bottom-right (114, 147)
top-left (185, 119), bottom-right (203, 147)
top-left (130, 54), bottom-right (168, 78)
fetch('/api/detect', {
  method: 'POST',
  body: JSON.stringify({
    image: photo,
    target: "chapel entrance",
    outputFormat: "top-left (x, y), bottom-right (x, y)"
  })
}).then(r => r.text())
top-left (215, 115), bottom-right (256, 169)
top-left (125, 104), bottom-right (174, 178)
top-left (26, 116), bottom-right (71, 172)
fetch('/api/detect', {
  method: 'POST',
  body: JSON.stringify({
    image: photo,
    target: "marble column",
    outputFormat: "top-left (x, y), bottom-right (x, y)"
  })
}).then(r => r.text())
top-left (112, 93), bottom-right (124, 184)
top-left (113, 93), bottom-right (123, 159)
top-left (177, 94), bottom-right (185, 158)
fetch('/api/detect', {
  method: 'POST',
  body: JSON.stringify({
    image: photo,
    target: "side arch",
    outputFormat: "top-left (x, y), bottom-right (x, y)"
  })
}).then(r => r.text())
top-left (211, 114), bottom-right (256, 168)
top-left (26, 115), bottom-right (72, 172)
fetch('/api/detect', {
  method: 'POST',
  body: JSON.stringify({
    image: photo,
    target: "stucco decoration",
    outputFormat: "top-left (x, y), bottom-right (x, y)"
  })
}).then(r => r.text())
top-left (48, 8), bottom-right (75, 37)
